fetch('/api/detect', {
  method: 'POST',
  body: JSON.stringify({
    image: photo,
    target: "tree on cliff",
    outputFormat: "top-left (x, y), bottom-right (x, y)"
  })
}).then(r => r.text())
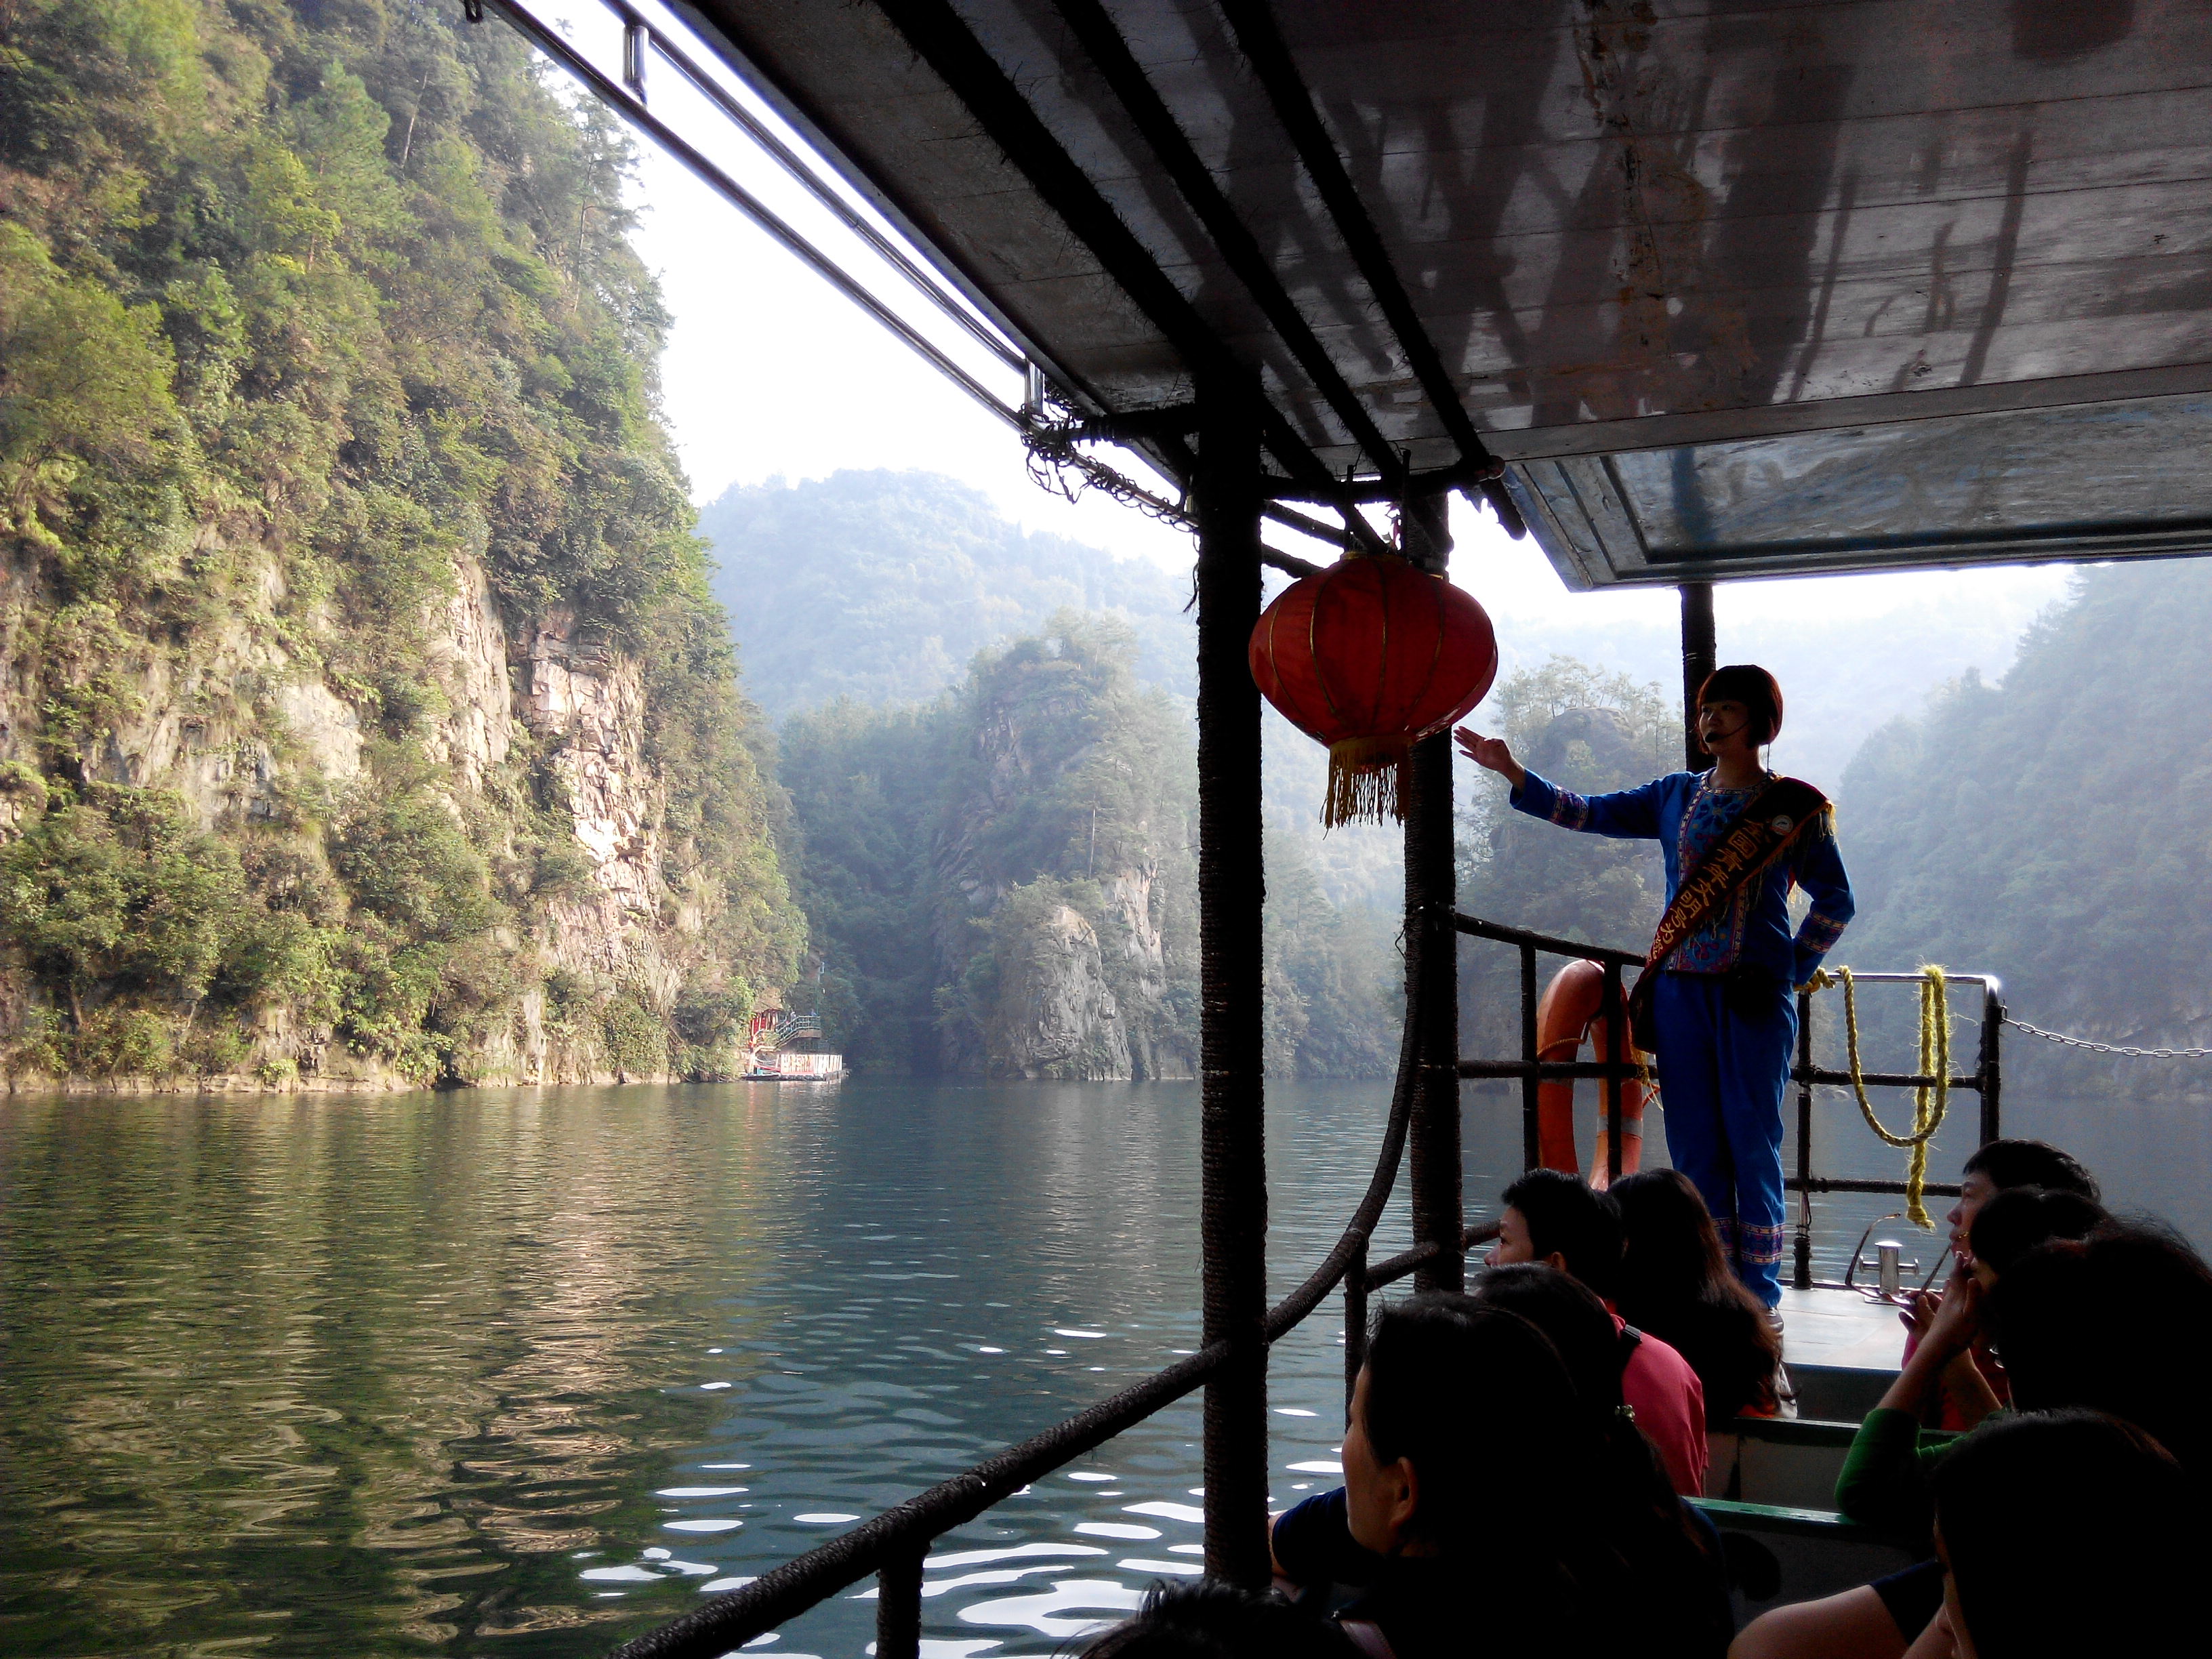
top-left (783, 611), bottom-right (1397, 1078)
top-left (0, 0), bottom-right (801, 1084)
top-left (1455, 658), bottom-right (1678, 1066)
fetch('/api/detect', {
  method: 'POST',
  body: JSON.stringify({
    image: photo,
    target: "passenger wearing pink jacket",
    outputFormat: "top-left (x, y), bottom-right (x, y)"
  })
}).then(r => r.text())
top-left (1488, 1168), bottom-right (1708, 1495)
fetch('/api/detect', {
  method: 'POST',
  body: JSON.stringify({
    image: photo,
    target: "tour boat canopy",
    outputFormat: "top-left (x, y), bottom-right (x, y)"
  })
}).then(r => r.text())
top-left (654, 0), bottom-right (2212, 587)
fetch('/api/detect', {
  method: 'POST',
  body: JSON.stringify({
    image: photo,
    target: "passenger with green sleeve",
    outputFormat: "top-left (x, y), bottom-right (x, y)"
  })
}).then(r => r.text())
top-left (1838, 1185), bottom-right (2110, 1534)
top-left (1734, 1207), bottom-right (2212, 1659)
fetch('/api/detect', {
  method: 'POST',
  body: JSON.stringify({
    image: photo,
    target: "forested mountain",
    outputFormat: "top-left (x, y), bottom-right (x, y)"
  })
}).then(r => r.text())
top-left (1839, 562), bottom-right (2212, 1097)
top-left (780, 614), bottom-right (1395, 1078)
top-left (700, 470), bottom-right (1408, 909)
top-left (699, 470), bottom-right (1195, 719)
top-left (0, 0), bottom-right (800, 1087)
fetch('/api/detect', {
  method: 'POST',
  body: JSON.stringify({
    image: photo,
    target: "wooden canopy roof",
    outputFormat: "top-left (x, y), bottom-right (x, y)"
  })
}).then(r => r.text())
top-left (669, 0), bottom-right (2212, 587)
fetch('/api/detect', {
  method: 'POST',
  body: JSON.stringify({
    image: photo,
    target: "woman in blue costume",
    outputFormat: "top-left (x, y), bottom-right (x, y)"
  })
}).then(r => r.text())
top-left (1456, 666), bottom-right (1854, 1312)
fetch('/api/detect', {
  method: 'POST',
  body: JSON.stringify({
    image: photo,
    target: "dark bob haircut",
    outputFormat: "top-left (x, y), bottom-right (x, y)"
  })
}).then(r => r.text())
top-left (1697, 665), bottom-right (1784, 744)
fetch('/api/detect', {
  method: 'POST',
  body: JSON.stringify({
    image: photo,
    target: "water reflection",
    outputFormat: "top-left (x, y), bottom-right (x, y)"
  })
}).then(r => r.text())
top-left (0, 1080), bottom-right (2194, 1656)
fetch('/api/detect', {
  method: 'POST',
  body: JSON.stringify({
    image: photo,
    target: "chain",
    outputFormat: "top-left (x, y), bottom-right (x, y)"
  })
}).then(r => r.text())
top-left (2003, 1015), bottom-right (2212, 1061)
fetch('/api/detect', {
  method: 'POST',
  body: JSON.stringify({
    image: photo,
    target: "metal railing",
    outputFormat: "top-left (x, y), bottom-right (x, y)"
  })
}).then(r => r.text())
top-left (614, 916), bottom-right (2000, 1656)
top-left (610, 985), bottom-right (1442, 1658)
top-left (1786, 970), bottom-right (2003, 1288)
top-left (1450, 916), bottom-right (2005, 1290)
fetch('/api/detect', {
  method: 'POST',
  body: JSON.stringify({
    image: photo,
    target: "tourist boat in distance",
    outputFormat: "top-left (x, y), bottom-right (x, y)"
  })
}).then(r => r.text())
top-left (740, 1009), bottom-right (845, 1082)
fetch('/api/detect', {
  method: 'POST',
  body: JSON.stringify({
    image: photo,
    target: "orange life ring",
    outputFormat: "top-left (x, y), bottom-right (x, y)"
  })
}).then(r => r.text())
top-left (1536, 959), bottom-right (1647, 1191)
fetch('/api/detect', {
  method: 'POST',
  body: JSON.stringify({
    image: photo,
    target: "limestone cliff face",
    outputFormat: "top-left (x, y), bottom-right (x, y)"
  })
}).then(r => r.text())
top-left (0, 546), bottom-right (754, 1094)
top-left (985, 902), bottom-right (1128, 1080)
top-left (928, 638), bottom-right (1197, 1082)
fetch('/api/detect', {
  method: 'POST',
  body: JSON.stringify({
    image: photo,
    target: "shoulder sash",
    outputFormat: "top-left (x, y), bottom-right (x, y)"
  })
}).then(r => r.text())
top-left (1626, 775), bottom-right (1828, 1044)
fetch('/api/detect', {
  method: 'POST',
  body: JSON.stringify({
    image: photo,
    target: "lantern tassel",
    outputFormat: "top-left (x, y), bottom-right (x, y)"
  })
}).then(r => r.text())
top-left (1323, 735), bottom-right (1413, 828)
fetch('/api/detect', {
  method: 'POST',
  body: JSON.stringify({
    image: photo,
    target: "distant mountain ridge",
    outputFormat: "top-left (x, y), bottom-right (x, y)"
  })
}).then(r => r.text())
top-left (697, 471), bottom-right (1195, 720)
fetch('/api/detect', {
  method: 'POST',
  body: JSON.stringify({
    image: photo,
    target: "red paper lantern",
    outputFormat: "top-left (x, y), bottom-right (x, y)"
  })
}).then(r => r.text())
top-left (1249, 552), bottom-right (1498, 826)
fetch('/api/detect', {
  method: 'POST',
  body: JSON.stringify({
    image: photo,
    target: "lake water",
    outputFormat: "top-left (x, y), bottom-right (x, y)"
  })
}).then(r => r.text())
top-left (3, 1077), bottom-right (2203, 1658)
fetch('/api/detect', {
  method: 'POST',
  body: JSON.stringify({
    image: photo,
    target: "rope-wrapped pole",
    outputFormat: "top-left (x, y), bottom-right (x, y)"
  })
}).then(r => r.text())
top-left (1343, 1240), bottom-right (1368, 1425)
top-left (1195, 377), bottom-right (1270, 1586)
top-left (1401, 493), bottom-right (1463, 1290)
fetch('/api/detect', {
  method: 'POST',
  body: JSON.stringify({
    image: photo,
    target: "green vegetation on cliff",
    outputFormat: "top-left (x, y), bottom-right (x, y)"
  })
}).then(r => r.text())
top-left (781, 613), bottom-right (1395, 1078)
top-left (1455, 657), bottom-right (1677, 1061)
top-left (0, 0), bottom-right (800, 1085)
top-left (1839, 562), bottom-right (2212, 1092)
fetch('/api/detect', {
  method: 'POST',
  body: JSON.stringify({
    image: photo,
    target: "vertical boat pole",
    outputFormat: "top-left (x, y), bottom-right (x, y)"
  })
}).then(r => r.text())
top-left (1195, 379), bottom-right (1270, 1585)
top-left (1679, 580), bottom-right (1715, 770)
top-left (1402, 493), bottom-right (1464, 1292)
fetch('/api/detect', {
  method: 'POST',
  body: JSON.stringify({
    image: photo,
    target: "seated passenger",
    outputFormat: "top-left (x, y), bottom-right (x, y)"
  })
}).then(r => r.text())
top-left (1846, 1187), bottom-right (2115, 1523)
top-left (1489, 1167), bottom-right (1708, 1494)
top-left (1930, 1410), bottom-right (2200, 1659)
top-left (1469, 1263), bottom-right (1733, 1658)
top-left (1077, 1578), bottom-right (1359, 1658)
top-left (1612, 1168), bottom-right (1784, 1427)
top-left (1903, 1139), bottom-right (2102, 1427)
top-left (1993, 1220), bottom-right (2212, 1474)
top-left (1733, 1219), bottom-right (2199, 1659)
top-left (1961, 1186), bottom-right (2107, 1288)
top-left (1269, 1293), bottom-right (1631, 1659)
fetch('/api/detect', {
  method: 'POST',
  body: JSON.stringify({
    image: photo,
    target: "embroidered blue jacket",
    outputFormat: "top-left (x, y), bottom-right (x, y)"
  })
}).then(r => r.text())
top-left (1510, 768), bottom-right (1856, 988)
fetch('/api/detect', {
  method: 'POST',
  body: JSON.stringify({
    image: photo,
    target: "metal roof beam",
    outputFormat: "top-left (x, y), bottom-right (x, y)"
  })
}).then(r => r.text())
top-left (869, 0), bottom-right (1388, 554)
top-left (1049, 0), bottom-right (1405, 486)
top-left (1211, 0), bottom-right (1525, 536)
top-left (480, 0), bottom-right (1024, 429)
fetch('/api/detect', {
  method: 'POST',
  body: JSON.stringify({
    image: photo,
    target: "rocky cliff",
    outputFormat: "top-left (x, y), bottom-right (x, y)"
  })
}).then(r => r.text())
top-left (0, 0), bottom-right (802, 1088)
top-left (781, 615), bottom-right (1198, 1080)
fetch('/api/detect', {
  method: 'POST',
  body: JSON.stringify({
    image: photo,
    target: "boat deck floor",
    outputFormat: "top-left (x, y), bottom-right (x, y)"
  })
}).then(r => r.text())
top-left (1778, 1285), bottom-right (1912, 1375)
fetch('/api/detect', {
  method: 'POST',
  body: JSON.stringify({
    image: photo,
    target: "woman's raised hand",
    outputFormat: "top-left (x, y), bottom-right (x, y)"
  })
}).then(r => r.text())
top-left (1921, 1270), bottom-right (1985, 1362)
top-left (1454, 728), bottom-right (1525, 789)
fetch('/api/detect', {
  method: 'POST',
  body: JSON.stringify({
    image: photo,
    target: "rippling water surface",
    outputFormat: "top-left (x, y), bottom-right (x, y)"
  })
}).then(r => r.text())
top-left (1, 1078), bottom-right (2200, 1657)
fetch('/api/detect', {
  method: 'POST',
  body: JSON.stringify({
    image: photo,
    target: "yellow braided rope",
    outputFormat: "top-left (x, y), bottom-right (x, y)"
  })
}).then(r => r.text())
top-left (1808, 964), bottom-right (1951, 1227)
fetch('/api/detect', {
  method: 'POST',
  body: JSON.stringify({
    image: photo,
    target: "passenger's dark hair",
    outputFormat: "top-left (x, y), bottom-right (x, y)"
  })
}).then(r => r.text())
top-left (1990, 1221), bottom-right (2212, 1473)
top-left (1697, 664), bottom-right (1784, 743)
top-left (1469, 1265), bottom-right (1676, 1502)
top-left (1611, 1168), bottom-right (1781, 1422)
top-left (1075, 1578), bottom-right (1359, 1658)
top-left (1467, 1266), bottom-right (1732, 1659)
top-left (1960, 1138), bottom-right (2100, 1202)
top-left (1966, 1186), bottom-right (2107, 1278)
top-left (1360, 1292), bottom-right (1595, 1555)
top-left (1501, 1168), bottom-right (1623, 1299)
top-left (1933, 1410), bottom-right (2199, 1659)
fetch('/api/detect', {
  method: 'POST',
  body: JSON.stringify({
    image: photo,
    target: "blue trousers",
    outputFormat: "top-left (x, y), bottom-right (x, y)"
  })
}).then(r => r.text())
top-left (1651, 971), bottom-right (1794, 1308)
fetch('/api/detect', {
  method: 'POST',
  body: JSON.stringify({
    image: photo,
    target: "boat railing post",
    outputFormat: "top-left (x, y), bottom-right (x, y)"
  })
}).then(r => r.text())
top-left (1794, 985), bottom-right (1816, 1290)
top-left (1601, 961), bottom-right (1624, 1185)
top-left (1194, 373), bottom-right (1270, 1587)
top-left (1519, 943), bottom-right (1540, 1171)
top-left (1402, 491), bottom-right (1463, 1293)
top-left (876, 1543), bottom-right (924, 1659)
top-left (1979, 979), bottom-right (2005, 1142)
top-left (1343, 1240), bottom-right (1368, 1425)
